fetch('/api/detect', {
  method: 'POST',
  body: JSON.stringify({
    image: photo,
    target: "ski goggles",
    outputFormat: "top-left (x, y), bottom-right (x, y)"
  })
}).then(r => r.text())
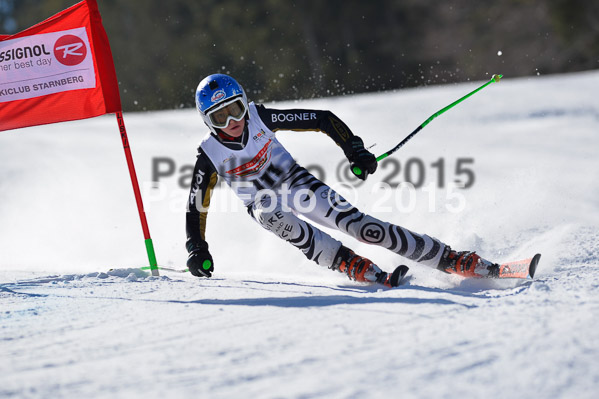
top-left (206, 97), bottom-right (247, 128)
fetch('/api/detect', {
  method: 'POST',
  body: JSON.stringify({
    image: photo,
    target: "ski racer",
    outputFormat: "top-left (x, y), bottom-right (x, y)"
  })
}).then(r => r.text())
top-left (185, 73), bottom-right (499, 286)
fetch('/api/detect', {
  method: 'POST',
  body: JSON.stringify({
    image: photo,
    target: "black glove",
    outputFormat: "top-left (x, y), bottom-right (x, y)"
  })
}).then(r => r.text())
top-left (348, 136), bottom-right (377, 180)
top-left (187, 248), bottom-right (214, 277)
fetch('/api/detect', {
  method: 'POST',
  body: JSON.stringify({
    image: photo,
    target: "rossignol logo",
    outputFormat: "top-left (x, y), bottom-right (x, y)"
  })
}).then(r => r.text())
top-left (0, 27), bottom-right (95, 103)
top-left (271, 112), bottom-right (317, 123)
top-left (53, 35), bottom-right (87, 66)
top-left (0, 45), bottom-right (51, 63)
top-left (211, 89), bottom-right (226, 102)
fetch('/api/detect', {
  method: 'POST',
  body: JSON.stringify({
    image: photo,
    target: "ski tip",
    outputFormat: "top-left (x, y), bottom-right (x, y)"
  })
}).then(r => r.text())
top-left (529, 253), bottom-right (542, 279)
top-left (389, 265), bottom-right (410, 287)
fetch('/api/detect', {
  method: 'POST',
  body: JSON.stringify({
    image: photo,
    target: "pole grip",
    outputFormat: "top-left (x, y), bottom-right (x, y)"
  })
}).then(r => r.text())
top-left (352, 165), bottom-right (363, 176)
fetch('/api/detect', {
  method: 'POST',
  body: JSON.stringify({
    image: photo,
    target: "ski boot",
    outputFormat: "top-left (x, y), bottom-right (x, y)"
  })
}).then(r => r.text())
top-left (437, 246), bottom-right (499, 277)
top-left (331, 246), bottom-right (402, 287)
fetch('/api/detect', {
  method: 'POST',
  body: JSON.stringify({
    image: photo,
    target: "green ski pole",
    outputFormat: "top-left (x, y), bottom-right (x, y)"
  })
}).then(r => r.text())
top-left (353, 74), bottom-right (503, 177)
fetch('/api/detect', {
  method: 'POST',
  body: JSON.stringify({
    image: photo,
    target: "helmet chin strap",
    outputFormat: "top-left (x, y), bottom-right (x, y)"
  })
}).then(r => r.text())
top-left (212, 117), bottom-right (249, 149)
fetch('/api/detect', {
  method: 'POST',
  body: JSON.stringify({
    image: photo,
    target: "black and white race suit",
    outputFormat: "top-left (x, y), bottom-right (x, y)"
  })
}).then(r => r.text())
top-left (186, 102), bottom-right (445, 269)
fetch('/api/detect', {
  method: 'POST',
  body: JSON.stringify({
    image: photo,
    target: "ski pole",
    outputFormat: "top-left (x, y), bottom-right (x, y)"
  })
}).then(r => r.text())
top-left (353, 74), bottom-right (503, 177)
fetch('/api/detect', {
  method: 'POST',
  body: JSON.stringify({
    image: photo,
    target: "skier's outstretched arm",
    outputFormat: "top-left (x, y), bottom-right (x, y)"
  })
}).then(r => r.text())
top-left (185, 150), bottom-right (219, 277)
top-left (256, 105), bottom-right (378, 179)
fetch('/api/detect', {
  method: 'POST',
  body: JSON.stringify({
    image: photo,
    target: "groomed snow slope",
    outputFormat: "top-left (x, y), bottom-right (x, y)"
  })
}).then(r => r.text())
top-left (1, 71), bottom-right (598, 398)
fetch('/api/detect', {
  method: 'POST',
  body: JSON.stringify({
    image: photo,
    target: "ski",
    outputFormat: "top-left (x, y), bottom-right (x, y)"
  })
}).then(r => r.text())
top-left (378, 265), bottom-right (409, 287)
top-left (484, 253), bottom-right (541, 279)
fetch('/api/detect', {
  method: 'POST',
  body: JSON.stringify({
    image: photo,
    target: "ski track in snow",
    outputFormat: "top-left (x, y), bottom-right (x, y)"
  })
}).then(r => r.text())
top-left (1, 71), bottom-right (599, 398)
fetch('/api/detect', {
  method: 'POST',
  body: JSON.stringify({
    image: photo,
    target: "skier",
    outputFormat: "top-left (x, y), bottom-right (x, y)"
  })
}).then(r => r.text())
top-left (185, 73), bottom-right (498, 286)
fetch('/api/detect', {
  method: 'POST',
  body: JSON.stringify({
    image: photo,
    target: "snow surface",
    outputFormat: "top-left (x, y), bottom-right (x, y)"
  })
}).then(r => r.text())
top-left (1, 71), bottom-right (598, 398)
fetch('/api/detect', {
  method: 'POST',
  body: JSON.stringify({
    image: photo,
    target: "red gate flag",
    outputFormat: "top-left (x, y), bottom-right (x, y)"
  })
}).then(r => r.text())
top-left (1, 1), bottom-right (159, 275)
top-left (0, 0), bottom-right (121, 131)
